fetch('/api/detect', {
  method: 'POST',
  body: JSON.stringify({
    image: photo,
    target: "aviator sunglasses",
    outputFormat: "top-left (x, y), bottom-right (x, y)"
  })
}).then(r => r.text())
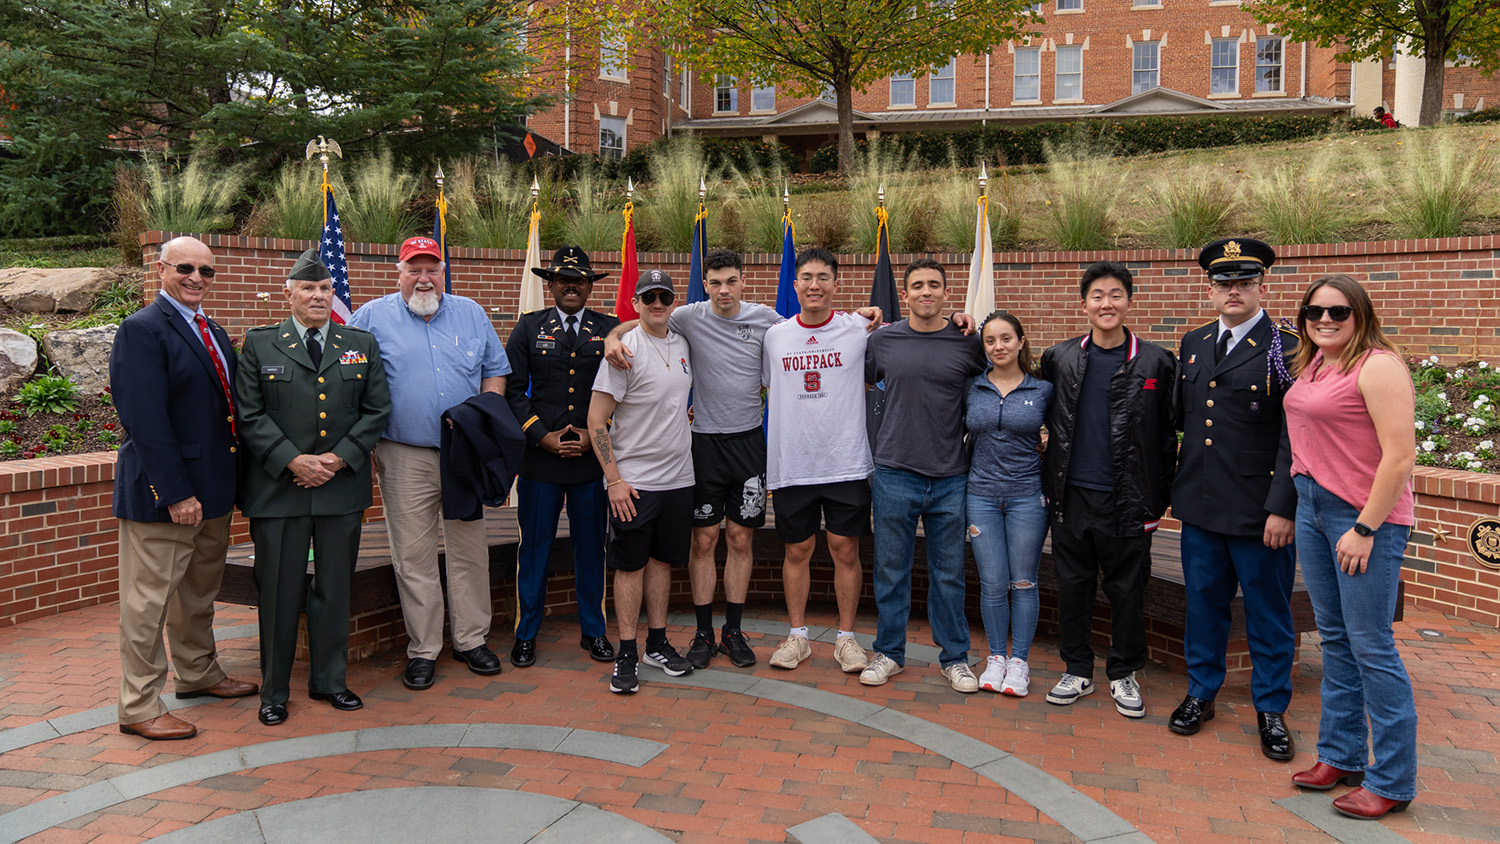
top-left (1300, 304), bottom-right (1353, 322)
top-left (162, 261), bottom-right (217, 278)
top-left (637, 290), bottom-right (674, 306)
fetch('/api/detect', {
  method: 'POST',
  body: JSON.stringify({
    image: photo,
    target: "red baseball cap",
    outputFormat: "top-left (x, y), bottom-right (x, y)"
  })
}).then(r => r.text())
top-left (399, 236), bottom-right (443, 263)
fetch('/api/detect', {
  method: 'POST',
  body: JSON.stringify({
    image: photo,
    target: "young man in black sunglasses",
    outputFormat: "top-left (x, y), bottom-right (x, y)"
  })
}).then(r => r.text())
top-left (1170, 237), bottom-right (1301, 761)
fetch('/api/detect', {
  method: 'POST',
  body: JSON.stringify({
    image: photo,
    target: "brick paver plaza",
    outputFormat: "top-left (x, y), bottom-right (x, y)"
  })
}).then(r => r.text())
top-left (0, 593), bottom-right (1496, 844)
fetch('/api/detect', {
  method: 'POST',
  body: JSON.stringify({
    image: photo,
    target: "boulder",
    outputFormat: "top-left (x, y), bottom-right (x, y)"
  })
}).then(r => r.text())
top-left (0, 328), bottom-right (39, 395)
top-left (0, 267), bottom-right (121, 313)
top-left (42, 325), bottom-right (118, 396)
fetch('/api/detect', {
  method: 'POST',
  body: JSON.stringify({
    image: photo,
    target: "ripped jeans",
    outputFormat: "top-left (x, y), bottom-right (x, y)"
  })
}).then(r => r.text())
top-left (966, 490), bottom-right (1049, 660)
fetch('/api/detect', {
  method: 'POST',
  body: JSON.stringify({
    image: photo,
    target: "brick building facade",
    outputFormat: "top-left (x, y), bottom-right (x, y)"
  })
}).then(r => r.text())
top-left (525, 2), bottom-right (1499, 162)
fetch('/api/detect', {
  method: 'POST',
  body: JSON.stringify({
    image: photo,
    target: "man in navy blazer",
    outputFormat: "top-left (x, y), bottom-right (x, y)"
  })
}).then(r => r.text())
top-left (110, 236), bottom-right (258, 741)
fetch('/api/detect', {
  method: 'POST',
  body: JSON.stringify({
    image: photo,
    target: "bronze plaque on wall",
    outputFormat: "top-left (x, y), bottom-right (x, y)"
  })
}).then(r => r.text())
top-left (1466, 518), bottom-right (1500, 571)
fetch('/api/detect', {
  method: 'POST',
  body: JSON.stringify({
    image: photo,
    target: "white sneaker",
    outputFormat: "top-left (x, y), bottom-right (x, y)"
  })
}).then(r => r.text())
top-left (978, 655), bottom-right (1008, 692)
top-left (1045, 673), bottom-right (1095, 705)
top-left (1110, 673), bottom-right (1146, 718)
top-left (858, 653), bottom-right (903, 686)
top-left (769, 635), bottom-right (811, 669)
top-left (834, 637), bottom-right (869, 673)
top-left (1000, 658), bottom-right (1030, 697)
top-left (942, 662), bottom-right (980, 694)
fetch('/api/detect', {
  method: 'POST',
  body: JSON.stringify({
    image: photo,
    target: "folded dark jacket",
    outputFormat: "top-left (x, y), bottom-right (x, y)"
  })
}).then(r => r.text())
top-left (440, 392), bottom-right (526, 521)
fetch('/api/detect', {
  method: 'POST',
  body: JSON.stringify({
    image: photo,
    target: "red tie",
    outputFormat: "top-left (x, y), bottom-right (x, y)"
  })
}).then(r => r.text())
top-left (194, 315), bottom-right (237, 438)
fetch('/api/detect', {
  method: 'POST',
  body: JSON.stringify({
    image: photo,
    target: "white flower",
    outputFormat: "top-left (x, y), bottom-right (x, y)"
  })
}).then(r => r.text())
top-left (256, 292), bottom-right (271, 301)
top-left (1427, 355), bottom-right (1441, 365)
top-left (1440, 392), bottom-right (1449, 401)
top-left (1483, 441), bottom-right (1494, 450)
top-left (1482, 361), bottom-right (1491, 370)
top-left (1456, 369), bottom-right (1467, 377)
top-left (1466, 416), bottom-right (1488, 431)
top-left (1422, 440), bottom-right (1437, 452)
top-left (1470, 460), bottom-right (1484, 470)
top-left (1415, 420), bottom-right (1426, 430)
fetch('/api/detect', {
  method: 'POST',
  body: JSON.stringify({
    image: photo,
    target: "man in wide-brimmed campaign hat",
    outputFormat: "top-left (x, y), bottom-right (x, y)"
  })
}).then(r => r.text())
top-left (503, 246), bottom-right (620, 668)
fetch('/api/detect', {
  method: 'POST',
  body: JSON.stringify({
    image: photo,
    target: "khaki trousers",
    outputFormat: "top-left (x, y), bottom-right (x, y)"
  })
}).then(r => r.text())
top-left (377, 439), bottom-right (492, 658)
top-left (117, 514), bottom-right (232, 724)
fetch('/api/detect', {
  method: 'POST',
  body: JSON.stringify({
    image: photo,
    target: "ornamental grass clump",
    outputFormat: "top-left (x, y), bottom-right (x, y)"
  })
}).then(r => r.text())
top-left (339, 149), bottom-right (419, 245)
top-left (247, 161), bottom-right (334, 240)
top-left (1042, 137), bottom-right (1125, 251)
top-left (559, 163), bottom-right (625, 254)
top-left (1150, 173), bottom-right (1238, 249)
top-left (1246, 156), bottom-right (1346, 245)
top-left (637, 137), bottom-right (718, 252)
top-left (726, 158), bottom-right (791, 253)
top-left (447, 157), bottom-right (530, 249)
top-left (849, 140), bottom-right (931, 253)
top-left (1376, 133), bottom-right (1495, 239)
top-left (141, 153), bottom-right (247, 233)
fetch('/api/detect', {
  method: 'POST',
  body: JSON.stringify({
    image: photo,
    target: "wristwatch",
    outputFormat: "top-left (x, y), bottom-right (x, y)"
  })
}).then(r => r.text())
top-left (1353, 521), bottom-right (1375, 537)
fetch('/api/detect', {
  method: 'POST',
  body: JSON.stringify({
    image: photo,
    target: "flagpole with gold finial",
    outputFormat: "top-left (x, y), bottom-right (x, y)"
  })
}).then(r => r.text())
top-left (304, 135), bottom-right (343, 224)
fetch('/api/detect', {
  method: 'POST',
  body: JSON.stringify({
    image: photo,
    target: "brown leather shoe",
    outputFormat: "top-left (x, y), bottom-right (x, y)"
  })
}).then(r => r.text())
top-left (174, 676), bottom-right (259, 700)
top-left (119, 713), bottom-right (197, 741)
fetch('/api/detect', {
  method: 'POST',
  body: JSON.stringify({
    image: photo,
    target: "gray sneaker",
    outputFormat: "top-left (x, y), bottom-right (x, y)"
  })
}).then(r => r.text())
top-left (1045, 673), bottom-right (1095, 705)
top-left (858, 653), bottom-right (903, 686)
top-left (1110, 673), bottom-right (1146, 718)
top-left (942, 662), bottom-right (980, 694)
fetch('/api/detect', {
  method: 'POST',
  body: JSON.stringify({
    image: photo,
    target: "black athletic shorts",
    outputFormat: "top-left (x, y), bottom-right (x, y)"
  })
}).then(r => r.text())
top-left (771, 479), bottom-right (872, 544)
top-left (691, 428), bottom-right (768, 528)
top-left (608, 486), bottom-right (693, 572)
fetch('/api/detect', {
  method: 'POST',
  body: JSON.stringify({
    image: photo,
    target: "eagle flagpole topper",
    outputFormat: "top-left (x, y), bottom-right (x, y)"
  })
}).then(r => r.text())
top-left (305, 136), bottom-right (353, 323)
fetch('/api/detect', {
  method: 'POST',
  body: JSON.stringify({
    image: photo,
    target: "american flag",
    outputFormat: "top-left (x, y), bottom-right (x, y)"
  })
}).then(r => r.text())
top-left (320, 188), bottom-right (353, 324)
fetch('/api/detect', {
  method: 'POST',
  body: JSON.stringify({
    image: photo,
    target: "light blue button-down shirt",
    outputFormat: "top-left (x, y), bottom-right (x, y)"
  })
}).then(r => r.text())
top-left (348, 291), bottom-right (510, 447)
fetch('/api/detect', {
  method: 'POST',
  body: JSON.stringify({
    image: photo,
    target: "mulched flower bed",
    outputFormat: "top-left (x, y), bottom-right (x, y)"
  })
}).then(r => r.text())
top-left (0, 392), bottom-right (121, 461)
top-left (1411, 358), bottom-right (1500, 474)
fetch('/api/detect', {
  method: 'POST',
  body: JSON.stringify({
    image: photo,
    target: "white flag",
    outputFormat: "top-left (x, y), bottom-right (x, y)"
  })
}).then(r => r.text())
top-left (965, 195), bottom-right (996, 318)
top-left (518, 206), bottom-right (544, 315)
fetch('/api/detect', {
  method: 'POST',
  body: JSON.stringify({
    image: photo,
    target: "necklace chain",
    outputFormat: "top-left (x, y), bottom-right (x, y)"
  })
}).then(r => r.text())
top-left (644, 332), bottom-right (671, 369)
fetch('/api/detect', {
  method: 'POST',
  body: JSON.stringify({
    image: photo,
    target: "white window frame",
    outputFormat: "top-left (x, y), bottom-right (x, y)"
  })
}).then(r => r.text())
top-left (890, 72), bottom-right (916, 107)
top-left (750, 84), bottom-right (776, 112)
top-left (600, 33), bottom-right (627, 81)
top-left (714, 74), bottom-right (738, 113)
top-left (1210, 38), bottom-right (1239, 95)
top-left (1014, 47), bottom-right (1041, 102)
top-left (1055, 45), bottom-right (1083, 101)
top-left (1132, 41), bottom-right (1160, 94)
top-left (599, 116), bottom-right (625, 159)
top-left (929, 58), bottom-right (956, 106)
top-left (679, 67), bottom-right (690, 112)
top-left (1255, 36), bottom-right (1284, 93)
top-left (1057, 0), bottom-right (1083, 11)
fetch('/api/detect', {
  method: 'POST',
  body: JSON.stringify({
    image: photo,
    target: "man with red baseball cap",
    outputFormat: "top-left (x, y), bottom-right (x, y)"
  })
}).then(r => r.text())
top-left (349, 236), bottom-right (512, 691)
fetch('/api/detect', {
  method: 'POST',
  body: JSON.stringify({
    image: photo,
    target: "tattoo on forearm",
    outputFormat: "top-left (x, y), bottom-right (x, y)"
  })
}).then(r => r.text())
top-left (593, 427), bottom-right (613, 466)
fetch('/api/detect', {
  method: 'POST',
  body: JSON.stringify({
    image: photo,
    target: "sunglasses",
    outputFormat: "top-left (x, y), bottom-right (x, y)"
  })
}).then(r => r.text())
top-left (1300, 305), bottom-right (1354, 322)
top-left (163, 261), bottom-right (217, 278)
top-left (637, 290), bottom-right (674, 306)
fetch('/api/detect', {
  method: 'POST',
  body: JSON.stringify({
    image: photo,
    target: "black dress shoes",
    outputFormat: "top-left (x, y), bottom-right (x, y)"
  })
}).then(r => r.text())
top-left (454, 644), bottom-right (504, 675)
top-left (581, 635), bottom-right (615, 662)
top-left (1258, 711), bottom-right (1296, 760)
top-left (403, 657), bottom-right (436, 690)
top-left (309, 690), bottom-right (363, 711)
top-left (510, 639), bottom-right (537, 668)
top-left (1168, 696), bottom-right (1215, 735)
top-left (258, 704), bottom-right (288, 726)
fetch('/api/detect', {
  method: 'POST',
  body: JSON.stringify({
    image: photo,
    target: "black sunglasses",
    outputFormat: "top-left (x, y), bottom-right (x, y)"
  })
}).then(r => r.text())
top-left (637, 290), bottom-right (674, 306)
top-left (1301, 305), bottom-right (1353, 322)
top-left (163, 261), bottom-right (217, 278)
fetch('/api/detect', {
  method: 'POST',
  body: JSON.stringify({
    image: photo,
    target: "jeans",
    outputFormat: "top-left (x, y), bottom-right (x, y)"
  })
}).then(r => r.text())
top-left (965, 490), bottom-right (1048, 661)
top-left (872, 466), bottom-right (970, 667)
top-left (1294, 474), bottom-right (1417, 802)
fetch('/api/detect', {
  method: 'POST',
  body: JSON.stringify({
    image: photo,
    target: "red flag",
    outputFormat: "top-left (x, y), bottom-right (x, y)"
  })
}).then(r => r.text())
top-left (614, 201), bottom-right (639, 320)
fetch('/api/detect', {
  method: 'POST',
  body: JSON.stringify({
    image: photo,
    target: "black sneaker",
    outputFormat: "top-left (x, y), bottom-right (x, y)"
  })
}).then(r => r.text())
top-left (641, 640), bottom-right (693, 676)
top-left (718, 629), bottom-right (757, 668)
top-left (610, 654), bottom-right (639, 694)
top-left (686, 631), bottom-right (715, 669)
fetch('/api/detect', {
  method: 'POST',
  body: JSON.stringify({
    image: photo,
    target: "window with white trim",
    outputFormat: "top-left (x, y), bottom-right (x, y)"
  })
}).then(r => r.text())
top-left (600, 33), bottom-right (626, 80)
top-left (1255, 36), bottom-right (1283, 92)
top-left (891, 72), bottom-right (916, 106)
top-left (751, 85), bottom-right (775, 111)
top-left (1014, 47), bottom-right (1041, 101)
top-left (714, 75), bottom-right (738, 112)
top-left (1055, 45), bottom-right (1083, 100)
top-left (1210, 38), bottom-right (1239, 94)
top-left (599, 116), bottom-right (625, 159)
top-left (930, 58), bottom-right (956, 105)
top-left (1132, 41), bottom-right (1160, 93)
top-left (680, 68), bottom-right (690, 108)
top-left (1058, 0), bottom-right (1082, 9)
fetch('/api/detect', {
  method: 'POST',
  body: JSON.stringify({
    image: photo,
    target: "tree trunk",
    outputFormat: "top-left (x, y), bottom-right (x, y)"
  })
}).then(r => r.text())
top-left (1420, 47), bottom-right (1447, 126)
top-left (836, 76), bottom-right (856, 175)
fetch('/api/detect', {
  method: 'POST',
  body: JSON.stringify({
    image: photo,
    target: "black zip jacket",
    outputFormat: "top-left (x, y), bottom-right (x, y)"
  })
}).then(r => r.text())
top-left (1037, 329), bottom-right (1180, 536)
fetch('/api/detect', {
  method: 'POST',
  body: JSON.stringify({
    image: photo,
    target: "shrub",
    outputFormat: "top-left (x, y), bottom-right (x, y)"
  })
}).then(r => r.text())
top-left (12, 375), bottom-right (81, 416)
top-left (339, 149), bottom-right (420, 245)
top-left (111, 164), bottom-right (149, 265)
top-left (142, 153), bottom-right (247, 233)
top-left (1150, 174), bottom-right (1238, 249)
top-left (1043, 137), bottom-right (1125, 251)
top-left (1457, 108), bottom-right (1500, 124)
top-left (1376, 133), bottom-right (1494, 239)
top-left (1247, 157), bottom-right (1347, 245)
top-left (798, 197), bottom-right (851, 251)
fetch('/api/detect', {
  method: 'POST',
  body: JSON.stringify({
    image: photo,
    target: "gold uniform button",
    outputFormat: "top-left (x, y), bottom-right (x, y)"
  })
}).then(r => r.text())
top-left (318, 376), bottom-right (325, 384)
top-left (1206, 399), bottom-right (1214, 408)
top-left (1205, 438), bottom-right (1213, 446)
top-left (319, 412), bottom-right (327, 419)
top-left (569, 369), bottom-right (576, 375)
top-left (567, 404), bottom-right (574, 411)
top-left (320, 429), bottom-right (328, 437)
top-left (570, 352), bottom-right (577, 358)
top-left (227, 415), bottom-right (233, 422)
top-left (1206, 419), bottom-right (1214, 427)
top-left (357, 373), bottom-right (362, 379)
top-left (1251, 384), bottom-right (1258, 391)
top-left (319, 393), bottom-right (326, 401)
top-left (568, 387), bottom-right (575, 393)
top-left (1208, 380), bottom-right (1216, 388)
top-left (268, 374), bottom-right (275, 380)
top-left (230, 446), bottom-right (236, 453)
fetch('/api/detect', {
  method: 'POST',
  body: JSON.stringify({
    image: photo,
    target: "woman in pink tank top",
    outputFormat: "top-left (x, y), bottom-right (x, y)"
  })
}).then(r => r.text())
top-left (1283, 274), bottom-right (1418, 820)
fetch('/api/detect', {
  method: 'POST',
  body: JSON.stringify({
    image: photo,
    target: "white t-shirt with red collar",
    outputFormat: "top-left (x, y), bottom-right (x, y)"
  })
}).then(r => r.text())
top-left (761, 310), bottom-right (873, 490)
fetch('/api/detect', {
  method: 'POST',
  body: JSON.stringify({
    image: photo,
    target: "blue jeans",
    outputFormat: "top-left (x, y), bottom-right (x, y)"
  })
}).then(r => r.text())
top-left (1294, 474), bottom-right (1417, 802)
top-left (872, 466), bottom-right (970, 667)
top-left (965, 490), bottom-right (1048, 661)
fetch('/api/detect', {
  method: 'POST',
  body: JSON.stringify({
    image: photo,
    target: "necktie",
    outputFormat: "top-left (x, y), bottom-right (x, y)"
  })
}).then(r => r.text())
top-left (194, 315), bottom-right (236, 437)
top-left (306, 327), bottom-right (323, 366)
top-left (565, 315), bottom-right (578, 345)
top-left (1215, 329), bottom-right (1231, 364)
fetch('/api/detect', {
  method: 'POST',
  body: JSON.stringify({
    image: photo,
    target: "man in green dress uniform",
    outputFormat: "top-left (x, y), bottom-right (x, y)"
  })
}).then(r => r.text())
top-left (237, 249), bottom-right (392, 726)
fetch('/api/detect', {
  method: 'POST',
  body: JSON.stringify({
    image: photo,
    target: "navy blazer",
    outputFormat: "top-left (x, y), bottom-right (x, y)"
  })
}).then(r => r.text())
top-left (110, 295), bottom-right (240, 522)
top-left (440, 391), bottom-right (527, 522)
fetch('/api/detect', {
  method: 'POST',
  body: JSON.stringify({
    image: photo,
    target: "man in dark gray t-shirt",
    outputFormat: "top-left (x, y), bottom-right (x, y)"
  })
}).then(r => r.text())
top-left (860, 258), bottom-right (985, 694)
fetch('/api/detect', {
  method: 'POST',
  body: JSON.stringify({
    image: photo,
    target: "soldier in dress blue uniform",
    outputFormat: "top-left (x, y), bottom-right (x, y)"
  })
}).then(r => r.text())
top-left (1170, 237), bottom-right (1301, 761)
top-left (504, 246), bottom-right (620, 667)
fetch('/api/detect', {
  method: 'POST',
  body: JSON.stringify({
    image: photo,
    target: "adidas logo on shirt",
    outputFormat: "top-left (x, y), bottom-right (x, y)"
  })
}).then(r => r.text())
top-left (805, 335), bottom-right (818, 345)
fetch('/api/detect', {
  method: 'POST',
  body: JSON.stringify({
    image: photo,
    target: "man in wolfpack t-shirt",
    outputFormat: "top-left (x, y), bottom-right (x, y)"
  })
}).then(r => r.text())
top-left (761, 248), bottom-right (874, 677)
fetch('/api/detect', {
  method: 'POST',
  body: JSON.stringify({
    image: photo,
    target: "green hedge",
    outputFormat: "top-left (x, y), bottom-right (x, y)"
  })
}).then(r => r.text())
top-left (809, 112), bottom-right (1354, 173)
top-left (1457, 107), bottom-right (1500, 124)
top-left (534, 137), bottom-right (799, 183)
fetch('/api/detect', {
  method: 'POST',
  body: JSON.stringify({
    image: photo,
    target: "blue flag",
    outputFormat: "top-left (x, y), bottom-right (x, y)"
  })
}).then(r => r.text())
top-left (320, 187), bottom-right (353, 324)
top-left (686, 203), bottom-right (708, 304)
top-left (775, 212), bottom-right (800, 319)
top-left (432, 191), bottom-right (452, 294)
